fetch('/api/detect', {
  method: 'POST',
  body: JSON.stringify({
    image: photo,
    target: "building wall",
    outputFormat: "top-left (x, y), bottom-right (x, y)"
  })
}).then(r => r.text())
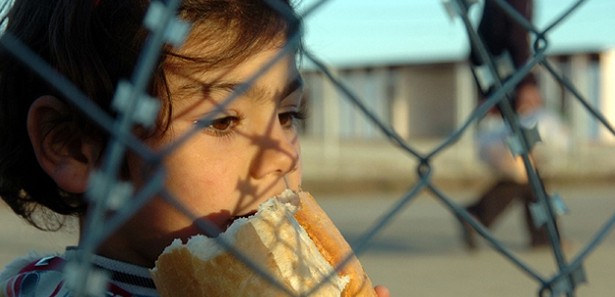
top-left (599, 49), bottom-right (615, 142)
top-left (540, 53), bottom-right (608, 142)
top-left (302, 62), bottom-right (461, 141)
top-left (301, 50), bottom-right (613, 144)
top-left (401, 64), bottom-right (457, 138)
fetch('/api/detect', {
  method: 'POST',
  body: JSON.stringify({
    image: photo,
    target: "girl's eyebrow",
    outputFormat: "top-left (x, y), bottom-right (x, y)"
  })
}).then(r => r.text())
top-left (208, 76), bottom-right (303, 104)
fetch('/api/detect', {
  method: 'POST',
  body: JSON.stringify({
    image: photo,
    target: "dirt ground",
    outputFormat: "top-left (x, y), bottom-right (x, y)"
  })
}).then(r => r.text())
top-left (1, 182), bottom-right (613, 296)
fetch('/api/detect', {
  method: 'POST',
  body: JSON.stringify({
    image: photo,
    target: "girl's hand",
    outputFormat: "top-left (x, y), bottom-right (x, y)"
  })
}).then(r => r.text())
top-left (375, 285), bottom-right (391, 297)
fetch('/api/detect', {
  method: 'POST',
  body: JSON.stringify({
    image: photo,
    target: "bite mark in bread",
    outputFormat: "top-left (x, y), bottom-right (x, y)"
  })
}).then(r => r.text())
top-left (151, 190), bottom-right (375, 297)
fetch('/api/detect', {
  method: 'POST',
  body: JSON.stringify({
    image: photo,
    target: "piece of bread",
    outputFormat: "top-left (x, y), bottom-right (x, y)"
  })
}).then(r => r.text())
top-left (150, 190), bottom-right (376, 297)
top-left (294, 191), bottom-right (376, 297)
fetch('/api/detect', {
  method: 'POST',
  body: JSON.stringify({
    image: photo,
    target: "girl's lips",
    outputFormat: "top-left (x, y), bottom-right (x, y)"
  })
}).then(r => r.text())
top-left (226, 210), bottom-right (257, 228)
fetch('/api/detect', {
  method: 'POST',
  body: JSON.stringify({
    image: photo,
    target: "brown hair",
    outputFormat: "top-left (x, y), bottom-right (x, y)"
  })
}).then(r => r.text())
top-left (0, 0), bottom-right (300, 230)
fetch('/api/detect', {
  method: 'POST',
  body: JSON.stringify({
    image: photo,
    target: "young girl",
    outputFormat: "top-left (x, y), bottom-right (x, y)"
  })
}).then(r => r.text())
top-left (0, 0), bottom-right (389, 296)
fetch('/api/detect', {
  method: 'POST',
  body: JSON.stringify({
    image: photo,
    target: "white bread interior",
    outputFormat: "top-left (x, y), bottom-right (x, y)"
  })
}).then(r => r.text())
top-left (150, 190), bottom-right (350, 297)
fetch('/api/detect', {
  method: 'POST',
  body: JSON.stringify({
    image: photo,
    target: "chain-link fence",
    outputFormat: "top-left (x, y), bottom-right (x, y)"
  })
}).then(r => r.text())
top-left (0, 0), bottom-right (613, 296)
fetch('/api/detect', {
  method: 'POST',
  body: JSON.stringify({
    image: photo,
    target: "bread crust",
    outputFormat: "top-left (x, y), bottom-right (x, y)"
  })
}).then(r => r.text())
top-left (151, 191), bottom-right (375, 297)
top-left (294, 192), bottom-right (377, 297)
top-left (153, 224), bottom-right (295, 297)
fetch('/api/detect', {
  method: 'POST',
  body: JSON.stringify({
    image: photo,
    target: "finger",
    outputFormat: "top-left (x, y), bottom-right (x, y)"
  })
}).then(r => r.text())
top-left (374, 285), bottom-right (391, 297)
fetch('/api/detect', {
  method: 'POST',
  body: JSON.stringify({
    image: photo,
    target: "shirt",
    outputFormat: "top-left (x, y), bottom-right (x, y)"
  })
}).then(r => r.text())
top-left (0, 248), bottom-right (159, 297)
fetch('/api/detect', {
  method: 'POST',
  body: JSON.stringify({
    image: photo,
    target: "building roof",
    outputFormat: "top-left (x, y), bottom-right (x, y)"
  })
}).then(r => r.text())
top-left (298, 0), bottom-right (615, 68)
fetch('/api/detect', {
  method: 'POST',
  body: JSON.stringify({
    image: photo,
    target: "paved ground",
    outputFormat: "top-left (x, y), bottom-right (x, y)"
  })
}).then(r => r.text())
top-left (1, 182), bottom-right (613, 296)
top-left (316, 182), bottom-right (615, 297)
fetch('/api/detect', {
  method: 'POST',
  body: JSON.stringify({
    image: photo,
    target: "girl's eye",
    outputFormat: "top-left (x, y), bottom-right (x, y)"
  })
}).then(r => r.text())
top-left (279, 111), bottom-right (307, 129)
top-left (204, 116), bottom-right (240, 136)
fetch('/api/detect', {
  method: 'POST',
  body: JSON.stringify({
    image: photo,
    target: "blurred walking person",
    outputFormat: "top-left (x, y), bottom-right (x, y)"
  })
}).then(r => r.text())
top-left (460, 0), bottom-right (570, 250)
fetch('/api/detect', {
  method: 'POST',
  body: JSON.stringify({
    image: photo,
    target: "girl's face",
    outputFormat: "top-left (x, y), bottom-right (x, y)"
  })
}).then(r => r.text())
top-left (108, 46), bottom-right (304, 267)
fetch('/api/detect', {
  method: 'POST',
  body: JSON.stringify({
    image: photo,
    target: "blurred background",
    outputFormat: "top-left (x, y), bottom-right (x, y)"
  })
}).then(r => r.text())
top-left (296, 0), bottom-right (615, 193)
top-left (292, 2), bottom-right (615, 295)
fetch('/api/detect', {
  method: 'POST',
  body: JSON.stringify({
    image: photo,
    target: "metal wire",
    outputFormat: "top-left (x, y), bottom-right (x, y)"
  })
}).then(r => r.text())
top-left (1, 0), bottom-right (613, 296)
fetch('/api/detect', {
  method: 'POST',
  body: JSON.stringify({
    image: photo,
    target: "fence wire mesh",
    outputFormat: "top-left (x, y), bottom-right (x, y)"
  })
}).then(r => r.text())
top-left (0, 0), bottom-right (613, 296)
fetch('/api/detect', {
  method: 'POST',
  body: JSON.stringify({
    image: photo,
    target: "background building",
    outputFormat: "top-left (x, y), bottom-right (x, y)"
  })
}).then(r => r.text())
top-left (296, 0), bottom-right (615, 189)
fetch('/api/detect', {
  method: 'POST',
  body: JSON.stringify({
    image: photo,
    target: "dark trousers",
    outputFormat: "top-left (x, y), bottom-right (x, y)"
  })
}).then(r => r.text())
top-left (469, 0), bottom-right (537, 102)
top-left (466, 180), bottom-right (550, 246)
top-left (470, 0), bottom-right (534, 69)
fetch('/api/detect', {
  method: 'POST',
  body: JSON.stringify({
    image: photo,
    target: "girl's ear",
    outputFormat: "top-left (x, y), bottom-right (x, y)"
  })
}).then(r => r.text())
top-left (27, 96), bottom-right (101, 194)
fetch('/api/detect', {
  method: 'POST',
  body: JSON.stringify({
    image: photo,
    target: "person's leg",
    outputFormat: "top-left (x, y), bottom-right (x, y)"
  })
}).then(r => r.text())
top-left (521, 184), bottom-right (552, 248)
top-left (467, 179), bottom-right (524, 227)
top-left (461, 179), bottom-right (525, 249)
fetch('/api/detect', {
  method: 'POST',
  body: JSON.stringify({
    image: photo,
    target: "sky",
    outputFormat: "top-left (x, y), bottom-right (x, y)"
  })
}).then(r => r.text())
top-left (297, 0), bottom-right (615, 66)
top-left (1, 0), bottom-right (613, 67)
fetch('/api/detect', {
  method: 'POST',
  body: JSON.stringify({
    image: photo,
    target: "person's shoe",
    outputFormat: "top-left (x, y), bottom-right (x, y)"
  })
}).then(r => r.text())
top-left (530, 238), bottom-right (573, 252)
top-left (529, 240), bottom-right (550, 250)
top-left (458, 215), bottom-right (478, 251)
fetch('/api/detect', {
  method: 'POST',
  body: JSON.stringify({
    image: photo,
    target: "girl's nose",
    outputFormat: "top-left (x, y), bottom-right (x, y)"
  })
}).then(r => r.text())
top-left (249, 117), bottom-right (300, 180)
